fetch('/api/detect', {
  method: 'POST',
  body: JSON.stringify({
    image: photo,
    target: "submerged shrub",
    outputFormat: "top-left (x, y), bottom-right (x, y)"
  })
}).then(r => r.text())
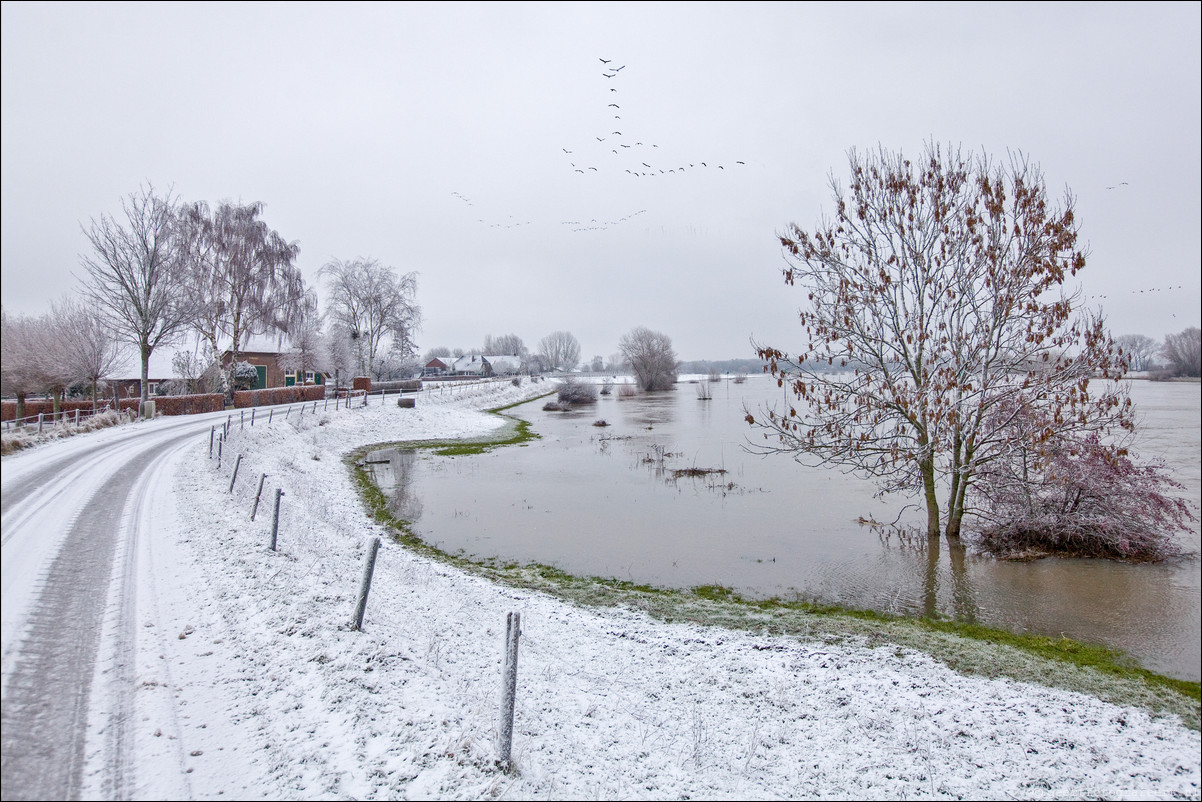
top-left (557, 379), bottom-right (598, 405)
top-left (974, 434), bottom-right (1197, 562)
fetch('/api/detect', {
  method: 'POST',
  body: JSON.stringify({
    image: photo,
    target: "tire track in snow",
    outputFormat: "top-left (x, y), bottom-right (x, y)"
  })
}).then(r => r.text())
top-left (0, 427), bottom-right (200, 800)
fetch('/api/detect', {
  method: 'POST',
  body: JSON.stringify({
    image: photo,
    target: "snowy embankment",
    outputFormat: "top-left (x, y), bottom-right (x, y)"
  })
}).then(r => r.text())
top-left (102, 380), bottom-right (1201, 798)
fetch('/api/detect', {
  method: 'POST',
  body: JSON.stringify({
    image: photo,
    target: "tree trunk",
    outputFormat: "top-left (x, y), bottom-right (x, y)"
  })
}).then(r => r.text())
top-left (140, 340), bottom-right (151, 419)
top-left (920, 456), bottom-right (941, 538)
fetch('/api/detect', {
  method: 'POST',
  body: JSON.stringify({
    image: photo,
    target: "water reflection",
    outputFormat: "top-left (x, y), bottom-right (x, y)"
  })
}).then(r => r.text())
top-left (366, 378), bottom-right (1200, 681)
top-left (363, 448), bottom-right (423, 523)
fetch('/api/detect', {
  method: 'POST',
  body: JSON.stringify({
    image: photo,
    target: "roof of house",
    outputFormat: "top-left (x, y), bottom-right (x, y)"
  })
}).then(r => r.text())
top-left (484, 354), bottom-right (523, 373)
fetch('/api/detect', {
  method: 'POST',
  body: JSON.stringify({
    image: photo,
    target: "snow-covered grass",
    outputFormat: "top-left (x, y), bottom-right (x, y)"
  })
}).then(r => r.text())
top-left (113, 377), bottom-right (1201, 799)
top-left (0, 407), bottom-right (136, 454)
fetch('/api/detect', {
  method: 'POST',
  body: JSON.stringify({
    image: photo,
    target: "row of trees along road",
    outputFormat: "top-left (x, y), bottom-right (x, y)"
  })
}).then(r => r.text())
top-left (55, 184), bottom-right (421, 415)
top-left (748, 143), bottom-right (1195, 561)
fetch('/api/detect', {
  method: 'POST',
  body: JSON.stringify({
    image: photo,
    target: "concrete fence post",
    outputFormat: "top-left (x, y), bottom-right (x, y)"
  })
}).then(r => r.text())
top-left (228, 453), bottom-right (243, 493)
top-left (251, 473), bottom-right (267, 520)
top-left (498, 611), bottom-right (521, 770)
top-left (351, 537), bottom-right (382, 631)
top-left (270, 488), bottom-right (284, 551)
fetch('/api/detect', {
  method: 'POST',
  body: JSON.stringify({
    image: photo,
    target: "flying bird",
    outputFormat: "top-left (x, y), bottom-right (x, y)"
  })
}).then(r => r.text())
top-left (609, 103), bottom-right (620, 108)
top-left (600, 58), bottom-right (611, 64)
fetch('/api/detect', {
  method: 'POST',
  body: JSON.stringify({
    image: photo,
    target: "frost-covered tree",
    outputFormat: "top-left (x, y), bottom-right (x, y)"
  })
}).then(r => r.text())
top-left (176, 200), bottom-right (305, 399)
top-left (53, 295), bottom-right (124, 407)
top-left (2, 309), bottom-right (47, 419)
top-left (483, 333), bottom-right (527, 357)
top-left (80, 184), bottom-right (193, 416)
top-left (1161, 327), bottom-right (1201, 377)
top-left (538, 330), bottom-right (581, 372)
top-left (278, 289), bottom-right (324, 383)
top-left (171, 348), bottom-right (215, 394)
top-left (322, 323), bottom-right (356, 389)
top-left (1113, 334), bottom-right (1159, 372)
top-left (321, 258), bottom-right (420, 377)
top-left (619, 327), bottom-right (677, 390)
top-left (749, 143), bottom-right (1133, 542)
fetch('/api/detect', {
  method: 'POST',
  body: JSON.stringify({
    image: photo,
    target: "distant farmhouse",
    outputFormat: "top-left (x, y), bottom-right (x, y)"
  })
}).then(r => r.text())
top-left (423, 354), bottom-right (525, 378)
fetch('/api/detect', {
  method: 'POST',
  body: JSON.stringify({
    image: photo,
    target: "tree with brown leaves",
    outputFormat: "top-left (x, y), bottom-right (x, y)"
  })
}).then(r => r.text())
top-left (749, 143), bottom-right (1134, 543)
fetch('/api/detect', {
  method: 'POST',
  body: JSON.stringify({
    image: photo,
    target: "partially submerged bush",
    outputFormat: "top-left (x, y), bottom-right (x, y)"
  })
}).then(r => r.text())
top-left (557, 379), bottom-right (598, 405)
top-left (974, 434), bottom-right (1197, 562)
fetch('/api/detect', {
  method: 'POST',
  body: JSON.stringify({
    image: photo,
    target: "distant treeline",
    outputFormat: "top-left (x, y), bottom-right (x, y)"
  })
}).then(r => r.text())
top-left (677, 358), bottom-right (771, 375)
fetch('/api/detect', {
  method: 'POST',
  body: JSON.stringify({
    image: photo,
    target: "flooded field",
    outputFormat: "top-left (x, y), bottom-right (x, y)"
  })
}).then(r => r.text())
top-left (367, 377), bottom-right (1201, 682)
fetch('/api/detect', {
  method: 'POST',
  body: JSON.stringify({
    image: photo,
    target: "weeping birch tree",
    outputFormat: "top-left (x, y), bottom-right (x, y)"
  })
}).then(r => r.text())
top-left (176, 200), bottom-right (306, 398)
top-left (748, 144), bottom-right (1132, 543)
top-left (80, 184), bottom-right (193, 416)
top-left (320, 258), bottom-right (421, 377)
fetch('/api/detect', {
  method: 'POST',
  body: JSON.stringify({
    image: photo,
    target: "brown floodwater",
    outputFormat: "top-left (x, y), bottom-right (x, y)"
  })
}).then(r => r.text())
top-left (367, 377), bottom-right (1201, 682)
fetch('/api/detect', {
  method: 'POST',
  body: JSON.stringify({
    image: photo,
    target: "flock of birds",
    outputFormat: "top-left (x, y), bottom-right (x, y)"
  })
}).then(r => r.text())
top-left (450, 57), bottom-right (750, 234)
top-left (560, 58), bottom-right (748, 181)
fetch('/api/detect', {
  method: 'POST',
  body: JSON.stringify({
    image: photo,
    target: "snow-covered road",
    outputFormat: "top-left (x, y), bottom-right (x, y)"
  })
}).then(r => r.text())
top-left (2, 410), bottom-right (228, 799)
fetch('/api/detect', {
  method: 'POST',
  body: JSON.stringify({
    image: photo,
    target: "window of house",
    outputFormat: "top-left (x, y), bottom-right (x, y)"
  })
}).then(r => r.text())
top-left (147, 382), bottom-right (158, 395)
top-left (305, 371), bottom-right (315, 383)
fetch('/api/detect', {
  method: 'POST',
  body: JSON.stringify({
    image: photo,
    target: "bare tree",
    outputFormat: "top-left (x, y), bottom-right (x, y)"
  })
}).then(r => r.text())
top-left (79, 184), bottom-right (192, 416)
top-left (171, 348), bottom-right (213, 394)
top-left (1, 309), bottom-right (47, 419)
top-left (483, 333), bottom-right (527, 357)
top-left (53, 295), bottom-right (124, 407)
top-left (321, 257), bottom-right (421, 377)
top-left (618, 327), bottom-right (677, 390)
top-left (1113, 334), bottom-right (1159, 372)
top-left (176, 200), bottom-right (305, 399)
top-left (1161, 327), bottom-right (1201, 377)
top-left (322, 322), bottom-right (356, 389)
top-left (278, 289), bottom-right (324, 383)
top-left (749, 143), bottom-right (1131, 542)
top-left (538, 330), bottom-right (581, 372)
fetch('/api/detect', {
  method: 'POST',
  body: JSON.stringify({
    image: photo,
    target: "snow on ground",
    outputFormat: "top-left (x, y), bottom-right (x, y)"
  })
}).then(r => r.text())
top-left (11, 379), bottom-right (1202, 799)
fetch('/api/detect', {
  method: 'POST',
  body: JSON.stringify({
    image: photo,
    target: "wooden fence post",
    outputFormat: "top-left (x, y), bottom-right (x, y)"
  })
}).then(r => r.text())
top-left (210, 425), bottom-right (215, 458)
top-left (351, 537), bottom-right (382, 631)
top-left (498, 611), bottom-right (521, 769)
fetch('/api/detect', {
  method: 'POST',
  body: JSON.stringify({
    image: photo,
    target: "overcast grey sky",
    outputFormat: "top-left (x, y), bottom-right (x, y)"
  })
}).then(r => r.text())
top-left (2, 1), bottom-right (1199, 364)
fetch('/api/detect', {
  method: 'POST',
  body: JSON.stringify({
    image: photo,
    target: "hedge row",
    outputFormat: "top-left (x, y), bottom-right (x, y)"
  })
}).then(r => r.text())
top-left (233, 385), bottom-right (325, 408)
top-left (368, 379), bottom-right (423, 393)
top-left (150, 394), bottom-right (226, 416)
